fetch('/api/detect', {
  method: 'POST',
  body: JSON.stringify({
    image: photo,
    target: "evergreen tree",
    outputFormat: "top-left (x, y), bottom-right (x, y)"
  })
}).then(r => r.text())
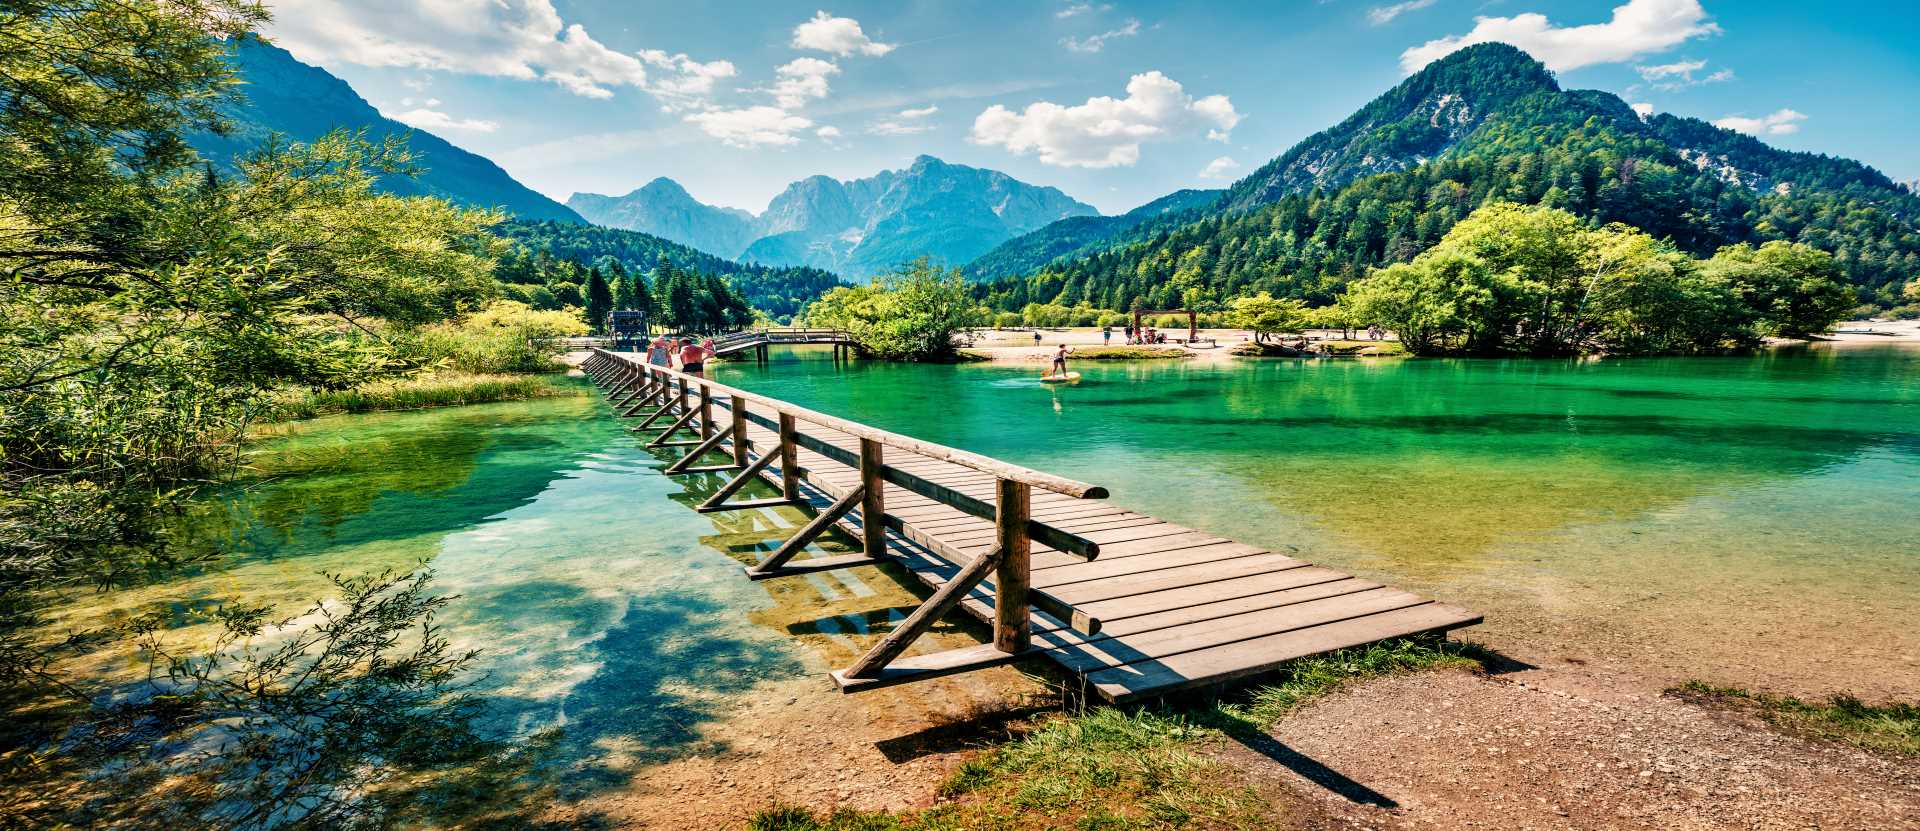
top-left (585, 267), bottom-right (613, 333)
top-left (608, 259), bottom-right (635, 310)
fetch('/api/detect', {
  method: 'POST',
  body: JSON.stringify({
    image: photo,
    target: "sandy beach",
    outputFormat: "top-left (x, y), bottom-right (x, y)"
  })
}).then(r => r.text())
top-left (959, 318), bottom-right (1920, 365)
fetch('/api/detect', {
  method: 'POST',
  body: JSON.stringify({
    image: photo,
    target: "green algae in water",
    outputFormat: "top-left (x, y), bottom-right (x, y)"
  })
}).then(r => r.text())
top-left (55, 390), bottom-right (820, 782)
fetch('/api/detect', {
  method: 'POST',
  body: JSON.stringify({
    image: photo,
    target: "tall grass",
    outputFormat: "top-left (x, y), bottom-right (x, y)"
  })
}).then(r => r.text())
top-left (265, 373), bottom-right (583, 421)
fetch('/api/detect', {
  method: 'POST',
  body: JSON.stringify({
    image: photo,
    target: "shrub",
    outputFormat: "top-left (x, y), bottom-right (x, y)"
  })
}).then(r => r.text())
top-left (406, 300), bottom-right (586, 374)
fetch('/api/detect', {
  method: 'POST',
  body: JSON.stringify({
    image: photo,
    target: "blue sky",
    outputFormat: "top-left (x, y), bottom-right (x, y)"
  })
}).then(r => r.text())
top-left (266, 1), bottom-right (1920, 215)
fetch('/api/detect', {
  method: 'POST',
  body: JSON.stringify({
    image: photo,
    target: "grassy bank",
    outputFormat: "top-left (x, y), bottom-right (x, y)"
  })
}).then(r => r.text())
top-left (749, 639), bottom-right (1480, 831)
top-left (1669, 682), bottom-right (1920, 756)
top-left (265, 372), bottom-right (584, 421)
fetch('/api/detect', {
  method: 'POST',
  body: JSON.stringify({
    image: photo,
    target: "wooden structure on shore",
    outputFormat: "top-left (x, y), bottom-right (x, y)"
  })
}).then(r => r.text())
top-left (580, 348), bottom-right (1480, 702)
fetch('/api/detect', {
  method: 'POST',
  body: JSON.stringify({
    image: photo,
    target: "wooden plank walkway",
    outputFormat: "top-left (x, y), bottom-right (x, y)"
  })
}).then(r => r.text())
top-left (584, 350), bottom-right (1481, 704)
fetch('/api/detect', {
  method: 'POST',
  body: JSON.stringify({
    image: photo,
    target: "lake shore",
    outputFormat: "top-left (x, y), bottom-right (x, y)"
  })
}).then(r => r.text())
top-left (959, 318), bottom-right (1920, 365)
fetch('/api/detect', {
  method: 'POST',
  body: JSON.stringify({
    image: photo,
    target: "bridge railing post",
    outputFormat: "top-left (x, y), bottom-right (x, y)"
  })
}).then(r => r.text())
top-left (778, 413), bottom-right (801, 500)
top-left (730, 396), bottom-right (749, 468)
top-left (993, 477), bottom-right (1032, 653)
top-left (859, 438), bottom-right (886, 558)
top-left (699, 383), bottom-right (714, 438)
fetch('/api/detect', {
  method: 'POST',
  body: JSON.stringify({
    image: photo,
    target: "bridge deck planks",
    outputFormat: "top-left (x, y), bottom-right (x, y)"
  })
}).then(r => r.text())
top-left (615, 360), bottom-right (1479, 703)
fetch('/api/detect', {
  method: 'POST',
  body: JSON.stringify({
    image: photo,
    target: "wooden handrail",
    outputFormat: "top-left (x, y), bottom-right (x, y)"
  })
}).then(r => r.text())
top-left (581, 350), bottom-right (1100, 686)
top-left (590, 348), bottom-right (1104, 500)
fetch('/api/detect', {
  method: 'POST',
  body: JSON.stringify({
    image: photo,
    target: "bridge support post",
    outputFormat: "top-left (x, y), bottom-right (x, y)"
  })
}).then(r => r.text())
top-left (730, 397), bottom-right (750, 468)
top-left (778, 413), bottom-right (801, 501)
top-left (994, 478), bottom-right (1032, 654)
top-left (860, 438), bottom-right (886, 558)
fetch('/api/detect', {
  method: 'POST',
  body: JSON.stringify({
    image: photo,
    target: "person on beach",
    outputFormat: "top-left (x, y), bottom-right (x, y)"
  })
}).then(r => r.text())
top-left (1050, 344), bottom-right (1071, 377)
top-left (1103, 327), bottom-right (1112, 345)
top-left (647, 334), bottom-right (672, 366)
top-left (678, 337), bottom-right (708, 377)
top-left (1033, 331), bottom-right (1042, 344)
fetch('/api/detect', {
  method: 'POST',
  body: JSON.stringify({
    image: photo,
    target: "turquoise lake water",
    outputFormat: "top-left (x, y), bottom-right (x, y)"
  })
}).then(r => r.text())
top-left (59, 343), bottom-right (1919, 789)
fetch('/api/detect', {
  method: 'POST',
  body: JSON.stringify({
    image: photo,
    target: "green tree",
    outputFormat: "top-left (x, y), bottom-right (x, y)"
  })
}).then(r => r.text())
top-left (0, 3), bottom-right (515, 824)
top-left (608, 259), bottom-right (635, 310)
top-left (1340, 203), bottom-right (1760, 355)
top-left (1226, 292), bottom-right (1309, 342)
top-left (803, 258), bottom-right (982, 361)
top-left (584, 266), bottom-right (613, 332)
top-left (1702, 241), bottom-right (1856, 338)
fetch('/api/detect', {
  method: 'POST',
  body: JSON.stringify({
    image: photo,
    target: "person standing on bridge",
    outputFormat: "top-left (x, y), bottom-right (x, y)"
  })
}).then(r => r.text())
top-left (678, 337), bottom-right (709, 378)
top-left (647, 333), bottom-right (672, 367)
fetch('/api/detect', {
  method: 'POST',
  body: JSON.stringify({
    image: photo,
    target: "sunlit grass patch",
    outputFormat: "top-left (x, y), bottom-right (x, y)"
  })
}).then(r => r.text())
top-left (265, 372), bottom-right (583, 420)
top-left (1669, 681), bottom-right (1920, 756)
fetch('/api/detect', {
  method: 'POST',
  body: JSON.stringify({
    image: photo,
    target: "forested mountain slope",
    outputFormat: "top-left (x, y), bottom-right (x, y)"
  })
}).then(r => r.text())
top-left (193, 37), bottom-right (584, 223)
top-left (498, 221), bottom-right (842, 319)
top-left (963, 188), bottom-right (1223, 282)
top-left (977, 43), bottom-right (1919, 313)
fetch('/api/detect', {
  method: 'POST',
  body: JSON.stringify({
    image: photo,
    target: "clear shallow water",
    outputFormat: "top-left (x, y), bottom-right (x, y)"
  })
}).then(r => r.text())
top-left (55, 344), bottom-right (1920, 787)
top-left (708, 345), bottom-right (1920, 695)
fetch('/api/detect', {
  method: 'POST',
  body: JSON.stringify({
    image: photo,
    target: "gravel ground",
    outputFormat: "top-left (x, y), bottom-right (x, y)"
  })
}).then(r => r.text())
top-left (1223, 667), bottom-right (1920, 831)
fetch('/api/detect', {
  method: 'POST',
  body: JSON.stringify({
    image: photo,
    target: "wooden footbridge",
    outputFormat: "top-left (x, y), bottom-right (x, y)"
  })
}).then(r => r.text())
top-left (708, 327), bottom-right (854, 361)
top-left (581, 349), bottom-right (1480, 703)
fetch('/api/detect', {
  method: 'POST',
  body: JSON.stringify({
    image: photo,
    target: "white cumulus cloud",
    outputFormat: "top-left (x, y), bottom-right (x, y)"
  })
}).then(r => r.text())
top-left (816, 126), bottom-right (842, 138)
top-left (1714, 108), bottom-right (1806, 136)
top-left (1198, 156), bottom-right (1241, 180)
top-left (772, 57), bottom-right (840, 109)
top-left (1062, 19), bottom-right (1141, 53)
top-left (791, 10), bottom-right (895, 57)
top-left (868, 105), bottom-right (940, 136)
top-left (637, 49), bottom-right (738, 110)
top-left (264, 0), bottom-right (730, 102)
top-left (1631, 102), bottom-right (1655, 118)
top-left (386, 107), bottom-right (499, 133)
top-left (1056, 2), bottom-right (1111, 19)
top-left (685, 106), bottom-right (815, 147)
top-left (1635, 59), bottom-right (1733, 91)
top-left (1400, 0), bottom-right (1721, 73)
top-left (1368, 0), bottom-right (1437, 26)
top-left (969, 71), bottom-right (1240, 168)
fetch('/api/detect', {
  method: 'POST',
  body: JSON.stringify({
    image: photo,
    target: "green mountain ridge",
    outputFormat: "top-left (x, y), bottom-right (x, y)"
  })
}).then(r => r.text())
top-left (194, 38), bottom-right (845, 318)
top-left (496, 221), bottom-right (842, 319)
top-left (193, 38), bottom-right (584, 223)
top-left (975, 43), bottom-right (1920, 314)
top-left (963, 189), bottom-right (1223, 282)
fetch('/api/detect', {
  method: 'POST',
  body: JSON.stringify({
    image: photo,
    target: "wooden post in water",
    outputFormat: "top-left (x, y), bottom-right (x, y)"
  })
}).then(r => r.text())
top-left (730, 398), bottom-right (749, 468)
top-left (994, 477), bottom-right (1032, 653)
top-left (859, 438), bottom-right (885, 557)
top-left (779, 413), bottom-right (801, 501)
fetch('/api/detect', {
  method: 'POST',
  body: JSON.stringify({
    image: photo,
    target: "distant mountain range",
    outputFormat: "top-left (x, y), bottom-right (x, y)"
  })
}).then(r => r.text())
top-left (567, 156), bottom-right (1097, 279)
top-left (974, 42), bottom-right (1920, 310)
top-left (194, 38), bottom-right (583, 223)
